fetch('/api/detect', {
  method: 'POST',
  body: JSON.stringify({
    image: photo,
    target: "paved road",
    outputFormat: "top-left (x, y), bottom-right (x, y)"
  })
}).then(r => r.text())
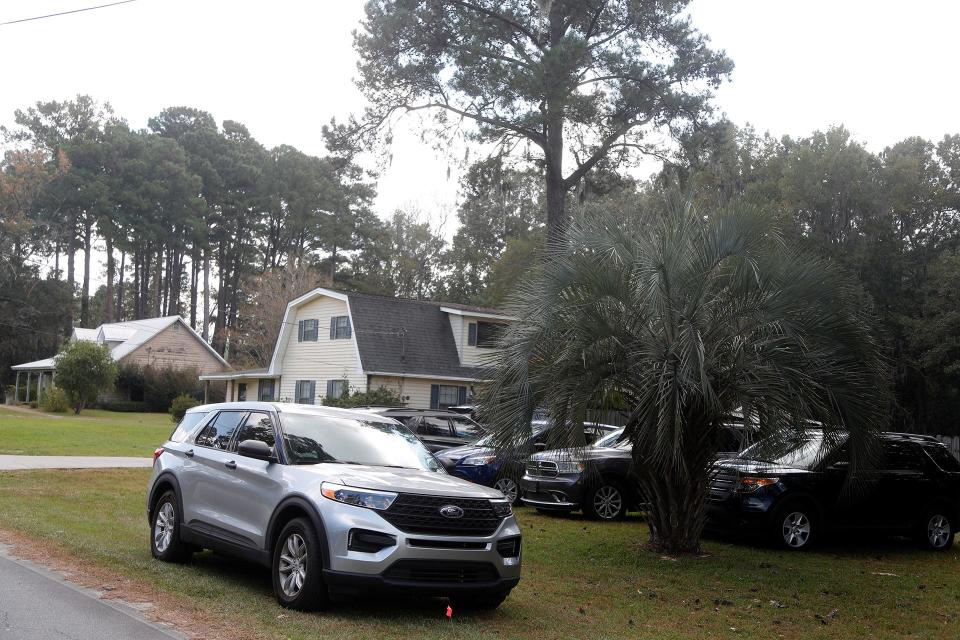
top-left (0, 455), bottom-right (152, 471)
top-left (0, 545), bottom-right (184, 640)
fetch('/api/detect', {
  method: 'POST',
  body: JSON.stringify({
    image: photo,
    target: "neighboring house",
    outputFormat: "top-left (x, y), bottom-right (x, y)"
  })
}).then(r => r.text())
top-left (200, 288), bottom-right (514, 409)
top-left (9, 316), bottom-right (229, 403)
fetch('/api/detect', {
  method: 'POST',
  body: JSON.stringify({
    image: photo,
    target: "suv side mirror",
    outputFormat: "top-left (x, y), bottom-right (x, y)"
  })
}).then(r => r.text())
top-left (238, 439), bottom-right (276, 462)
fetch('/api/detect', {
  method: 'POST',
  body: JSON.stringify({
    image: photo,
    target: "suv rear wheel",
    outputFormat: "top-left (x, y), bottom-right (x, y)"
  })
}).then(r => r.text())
top-left (272, 518), bottom-right (328, 611)
top-left (918, 508), bottom-right (954, 551)
top-left (772, 501), bottom-right (817, 550)
top-left (583, 480), bottom-right (627, 521)
top-left (150, 490), bottom-right (192, 563)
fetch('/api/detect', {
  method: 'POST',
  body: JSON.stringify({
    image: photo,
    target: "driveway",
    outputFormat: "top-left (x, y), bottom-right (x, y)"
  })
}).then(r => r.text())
top-left (0, 455), bottom-right (152, 471)
top-left (0, 544), bottom-right (183, 640)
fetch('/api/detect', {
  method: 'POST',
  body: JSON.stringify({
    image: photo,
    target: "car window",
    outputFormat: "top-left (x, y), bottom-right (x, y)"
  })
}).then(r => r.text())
top-left (195, 411), bottom-right (246, 450)
top-left (881, 440), bottom-right (925, 471)
top-left (418, 417), bottom-right (452, 437)
top-left (234, 411), bottom-right (276, 450)
top-left (450, 417), bottom-right (483, 440)
top-left (923, 445), bottom-right (960, 472)
top-left (170, 411), bottom-right (209, 443)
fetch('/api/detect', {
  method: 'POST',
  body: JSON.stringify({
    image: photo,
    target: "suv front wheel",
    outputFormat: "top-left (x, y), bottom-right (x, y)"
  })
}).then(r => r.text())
top-left (772, 501), bottom-right (817, 550)
top-left (918, 508), bottom-right (954, 551)
top-left (583, 480), bottom-right (627, 521)
top-left (150, 490), bottom-right (192, 563)
top-left (272, 518), bottom-right (328, 610)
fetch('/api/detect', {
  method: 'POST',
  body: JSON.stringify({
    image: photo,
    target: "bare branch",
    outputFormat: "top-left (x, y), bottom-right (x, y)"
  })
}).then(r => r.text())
top-left (562, 114), bottom-right (655, 188)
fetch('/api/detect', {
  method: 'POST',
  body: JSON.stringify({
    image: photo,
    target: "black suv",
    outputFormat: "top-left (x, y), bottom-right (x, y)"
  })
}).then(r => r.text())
top-left (362, 408), bottom-right (486, 452)
top-left (707, 430), bottom-right (960, 550)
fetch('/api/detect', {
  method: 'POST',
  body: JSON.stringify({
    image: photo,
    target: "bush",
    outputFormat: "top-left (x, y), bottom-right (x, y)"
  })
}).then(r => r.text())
top-left (169, 394), bottom-right (200, 422)
top-left (3, 386), bottom-right (15, 404)
top-left (41, 387), bottom-right (69, 413)
top-left (116, 363), bottom-right (202, 412)
top-left (96, 400), bottom-right (149, 413)
top-left (324, 385), bottom-right (403, 408)
top-left (54, 341), bottom-right (117, 414)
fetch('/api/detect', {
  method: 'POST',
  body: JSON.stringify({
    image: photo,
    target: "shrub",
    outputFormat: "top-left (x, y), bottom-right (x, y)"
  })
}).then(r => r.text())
top-left (96, 400), bottom-right (149, 413)
top-left (169, 394), bottom-right (200, 422)
top-left (54, 341), bottom-right (118, 414)
top-left (116, 363), bottom-right (202, 412)
top-left (41, 387), bottom-right (69, 413)
top-left (324, 385), bottom-right (403, 408)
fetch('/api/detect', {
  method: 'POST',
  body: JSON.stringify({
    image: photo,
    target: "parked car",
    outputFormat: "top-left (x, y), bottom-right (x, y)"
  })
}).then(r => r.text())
top-left (435, 420), bottom-right (618, 504)
top-left (147, 402), bottom-right (521, 610)
top-left (522, 424), bottom-right (751, 520)
top-left (707, 429), bottom-right (960, 551)
top-left (361, 408), bottom-right (487, 452)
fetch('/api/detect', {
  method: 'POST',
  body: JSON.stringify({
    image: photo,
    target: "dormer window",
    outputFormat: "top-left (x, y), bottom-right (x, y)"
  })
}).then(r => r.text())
top-left (468, 321), bottom-right (502, 348)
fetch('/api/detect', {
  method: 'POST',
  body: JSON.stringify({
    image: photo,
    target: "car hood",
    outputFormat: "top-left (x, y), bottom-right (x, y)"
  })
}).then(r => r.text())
top-left (713, 459), bottom-right (810, 475)
top-left (297, 463), bottom-right (503, 499)
top-left (531, 445), bottom-right (631, 463)
top-left (435, 443), bottom-right (492, 464)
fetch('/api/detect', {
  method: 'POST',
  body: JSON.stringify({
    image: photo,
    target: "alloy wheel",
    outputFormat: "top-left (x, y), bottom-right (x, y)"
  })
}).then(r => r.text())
top-left (278, 533), bottom-right (308, 597)
top-left (494, 478), bottom-right (519, 504)
top-left (928, 514), bottom-right (951, 549)
top-left (594, 485), bottom-right (623, 519)
top-left (782, 511), bottom-right (811, 548)
top-left (153, 502), bottom-right (175, 553)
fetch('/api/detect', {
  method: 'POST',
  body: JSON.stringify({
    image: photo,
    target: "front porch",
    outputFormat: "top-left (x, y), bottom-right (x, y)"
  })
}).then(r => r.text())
top-left (198, 368), bottom-right (279, 403)
top-left (9, 358), bottom-right (56, 405)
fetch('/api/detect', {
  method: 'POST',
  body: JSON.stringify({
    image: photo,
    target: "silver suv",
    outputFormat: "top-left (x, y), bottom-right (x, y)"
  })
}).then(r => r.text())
top-left (146, 402), bottom-right (521, 611)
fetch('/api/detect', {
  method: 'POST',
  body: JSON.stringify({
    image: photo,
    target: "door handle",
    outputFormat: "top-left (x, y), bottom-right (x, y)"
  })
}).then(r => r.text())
top-left (185, 449), bottom-right (194, 458)
top-left (225, 460), bottom-right (237, 470)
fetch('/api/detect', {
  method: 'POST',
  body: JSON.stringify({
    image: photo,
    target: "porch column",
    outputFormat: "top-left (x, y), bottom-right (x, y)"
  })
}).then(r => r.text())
top-left (25, 372), bottom-right (31, 403)
top-left (203, 380), bottom-right (210, 404)
top-left (37, 372), bottom-right (43, 403)
top-left (14, 371), bottom-right (20, 403)
top-left (226, 380), bottom-right (232, 402)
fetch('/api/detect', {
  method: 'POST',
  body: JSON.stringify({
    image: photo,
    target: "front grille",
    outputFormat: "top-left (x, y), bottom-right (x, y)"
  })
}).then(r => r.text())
top-left (526, 460), bottom-right (559, 478)
top-left (384, 560), bottom-right (499, 584)
top-left (407, 539), bottom-right (487, 550)
top-left (708, 469), bottom-right (738, 501)
top-left (379, 494), bottom-right (505, 536)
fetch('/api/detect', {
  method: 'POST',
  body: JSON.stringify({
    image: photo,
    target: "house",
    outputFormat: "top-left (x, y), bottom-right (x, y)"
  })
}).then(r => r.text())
top-left (199, 288), bottom-right (514, 409)
top-left (9, 316), bottom-right (229, 403)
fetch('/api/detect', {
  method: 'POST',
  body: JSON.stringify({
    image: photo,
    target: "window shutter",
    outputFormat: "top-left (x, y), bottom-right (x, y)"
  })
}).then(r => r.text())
top-left (430, 384), bottom-right (440, 410)
top-left (298, 320), bottom-right (304, 342)
top-left (309, 381), bottom-right (316, 404)
top-left (458, 386), bottom-right (467, 405)
top-left (294, 380), bottom-right (301, 402)
top-left (345, 318), bottom-right (352, 338)
top-left (468, 323), bottom-right (477, 346)
top-left (329, 317), bottom-right (336, 340)
top-left (326, 380), bottom-right (334, 399)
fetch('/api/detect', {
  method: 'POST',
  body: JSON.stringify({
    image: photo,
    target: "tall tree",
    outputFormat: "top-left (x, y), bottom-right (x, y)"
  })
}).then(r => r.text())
top-left (350, 0), bottom-right (731, 247)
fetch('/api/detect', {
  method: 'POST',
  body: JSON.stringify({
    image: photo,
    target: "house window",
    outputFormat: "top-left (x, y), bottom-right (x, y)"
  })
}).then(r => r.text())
top-left (430, 384), bottom-right (466, 410)
top-left (258, 379), bottom-right (275, 402)
top-left (298, 319), bottom-right (319, 342)
top-left (330, 315), bottom-right (351, 340)
top-left (326, 379), bottom-right (349, 401)
top-left (237, 383), bottom-right (247, 402)
top-left (468, 321), bottom-right (502, 348)
top-left (294, 380), bottom-right (316, 405)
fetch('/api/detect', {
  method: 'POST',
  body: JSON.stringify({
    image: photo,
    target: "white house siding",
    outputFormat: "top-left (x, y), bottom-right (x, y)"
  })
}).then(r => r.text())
top-left (369, 375), bottom-right (477, 410)
top-left (277, 295), bottom-right (365, 404)
top-left (225, 378), bottom-right (276, 402)
top-left (457, 314), bottom-right (506, 366)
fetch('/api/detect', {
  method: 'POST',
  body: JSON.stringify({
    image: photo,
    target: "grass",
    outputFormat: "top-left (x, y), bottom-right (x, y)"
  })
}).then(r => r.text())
top-left (0, 407), bottom-right (172, 456)
top-left (0, 469), bottom-right (958, 639)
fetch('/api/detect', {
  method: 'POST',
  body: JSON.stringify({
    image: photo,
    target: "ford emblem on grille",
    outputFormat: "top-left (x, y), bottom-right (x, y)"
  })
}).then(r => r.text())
top-left (439, 505), bottom-right (464, 519)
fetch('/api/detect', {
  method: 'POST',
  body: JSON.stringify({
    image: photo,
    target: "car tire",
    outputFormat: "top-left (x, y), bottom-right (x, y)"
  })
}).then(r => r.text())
top-left (450, 589), bottom-right (511, 611)
top-left (150, 490), bottom-right (192, 563)
top-left (272, 517), bottom-right (328, 611)
top-left (917, 507), bottom-right (954, 551)
top-left (583, 480), bottom-right (627, 521)
top-left (771, 501), bottom-right (818, 551)
top-left (494, 477), bottom-right (520, 505)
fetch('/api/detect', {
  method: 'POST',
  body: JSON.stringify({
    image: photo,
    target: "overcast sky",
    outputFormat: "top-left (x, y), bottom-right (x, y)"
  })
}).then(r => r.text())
top-left (3, 0), bottom-right (959, 246)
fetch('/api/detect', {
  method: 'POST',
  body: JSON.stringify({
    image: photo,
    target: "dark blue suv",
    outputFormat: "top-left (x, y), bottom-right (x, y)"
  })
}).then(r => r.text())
top-left (435, 420), bottom-right (618, 503)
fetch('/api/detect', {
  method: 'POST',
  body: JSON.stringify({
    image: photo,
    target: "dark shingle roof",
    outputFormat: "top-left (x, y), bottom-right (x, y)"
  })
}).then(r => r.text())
top-left (346, 291), bottom-right (497, 379)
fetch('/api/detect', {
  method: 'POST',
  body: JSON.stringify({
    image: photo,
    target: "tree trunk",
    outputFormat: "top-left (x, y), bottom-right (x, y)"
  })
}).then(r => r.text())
top-left (153, 247), bottom-right (163, 316)
top-left (132, 248), bottom-right (140, 319)
top-left (189, 246), bottom-right (199, 329)
top-left (80, 220), bottom-right (92, 327)
top-left (638, 468), bottom-right (709, 555)
top-left (543, 7), bottom-right (568, 252)
top-left (104, 235), bottom-right (115, 323)
top-left (202, 248), bottom-right (210, 341)
top-left (116, 251), bottom-right (126, 320)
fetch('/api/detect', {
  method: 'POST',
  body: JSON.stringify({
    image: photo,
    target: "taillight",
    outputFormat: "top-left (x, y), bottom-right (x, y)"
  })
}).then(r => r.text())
top-left (153, 447), bottom-right (165, 466)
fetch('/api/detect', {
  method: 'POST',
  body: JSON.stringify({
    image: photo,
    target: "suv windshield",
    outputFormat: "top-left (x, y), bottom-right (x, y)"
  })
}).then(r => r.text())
top-left (280, 413), bottom-right (441, 471)
top-left (593, 428), bottom-right (627, 448)
top-left (473, 422), bottom-right (550, 448)
top-left (737, 431), bottom-right (840, 470)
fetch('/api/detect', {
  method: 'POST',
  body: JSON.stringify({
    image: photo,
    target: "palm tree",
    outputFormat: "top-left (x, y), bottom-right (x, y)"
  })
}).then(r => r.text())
top-left (481, 201), bottom-right (890, 554)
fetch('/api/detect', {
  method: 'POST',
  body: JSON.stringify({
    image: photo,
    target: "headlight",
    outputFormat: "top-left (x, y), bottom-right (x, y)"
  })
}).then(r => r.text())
top-left (462, 454), bottom-right (497, 466)
top-left (735, 477), bottom-right (778, 493)
top-left (321, 482), bottom-right (397, 510)
top-left (555, 460), bottom-right (585, 474)
top-left (490, 498), bottom-right (512, 517)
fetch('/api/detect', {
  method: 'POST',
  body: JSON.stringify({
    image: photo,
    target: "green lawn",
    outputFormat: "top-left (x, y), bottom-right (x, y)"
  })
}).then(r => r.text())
top-left (0, 407), bottom-right (172, 456)
top-left (0, 469), bottom-right (957, 639)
